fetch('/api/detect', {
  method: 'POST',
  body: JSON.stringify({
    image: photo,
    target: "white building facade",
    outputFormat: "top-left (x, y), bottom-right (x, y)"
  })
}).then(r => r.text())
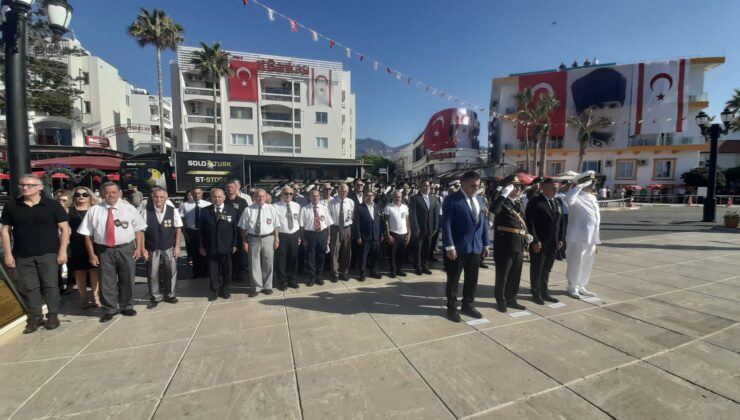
top-left (489, 57), bottom-right (724, 188)
top-left (170, 47), bottom-right (355, 159)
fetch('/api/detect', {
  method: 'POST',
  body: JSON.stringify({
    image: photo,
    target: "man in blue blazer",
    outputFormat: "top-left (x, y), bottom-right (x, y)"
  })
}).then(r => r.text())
top-left (441, 171), bottom-right (490, 322)
top-left (353, 190), bottom-right (383, 281)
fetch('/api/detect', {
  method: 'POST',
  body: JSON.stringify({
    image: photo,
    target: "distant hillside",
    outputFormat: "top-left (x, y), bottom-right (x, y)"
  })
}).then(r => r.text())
top-left (356, 137), bottom-right (408, 157)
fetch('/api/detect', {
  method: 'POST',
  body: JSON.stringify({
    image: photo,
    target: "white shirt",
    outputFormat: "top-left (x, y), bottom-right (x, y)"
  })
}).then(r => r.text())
top-left (465, 194), bottom-right (480, 216)
top-left (274, 200), bottom-right (301, 235)
top-left (141, 205), bottom-right (184, 227)
top-left (238, 203), bottom-right (281, 235)
top-left (422, 194), bottom-right (430, 209)
top-left (180, 200), bottom-right (211, 229)
top-left (78, 199), bottom-right (147, 245)
top-left (565, 186), bottom-right (601, 244)
top-left (383, 202), bottom-right (409, 235)
top-left (299, 203), bottom-right (333, 231)
top-left (366, 204), bottom-right (375, 220)
top-left (328, 197), bottom-right (354, 227)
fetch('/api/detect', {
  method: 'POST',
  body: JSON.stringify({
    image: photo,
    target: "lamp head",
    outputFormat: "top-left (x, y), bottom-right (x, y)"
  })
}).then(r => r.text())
top-left (45, 0), bottom-right (72, 39)
top-left (720, 107), bottom-right (734, 129)
top-left (14, 0), bottom-right (34, 13)
top-left (695, 111), bottom-right (709, 129)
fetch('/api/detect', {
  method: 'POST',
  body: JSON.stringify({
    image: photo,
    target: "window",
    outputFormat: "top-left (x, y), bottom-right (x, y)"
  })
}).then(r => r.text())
top-left (581, 161), bottom-right (601, 173)
top-left (189, 102), bottom-right (200, 114)
top-left (126, 95), bottom-right (130, 106)
top-left (516, 161), bottom-right (527, 170)
top-left (230, 107), bottom-right (253, 119)
top-left (84, 101), bottom-right (91, 114)
top-left (82, 72), bottom-right (89, 85)
top-left (315, 137), bottom-right (328, 148)
top-left (546, 161), bottom-right (564, 176)
top-left (85, 129), bottom-right (93, 136)
top-left (230, 133), bottom-right (254, 146)
top-left (315, 112), bottom-right (328, 124)
top-left (616, 160), bottom-right (637, 179)
top-left (654, 159), bottom-right (675, 179)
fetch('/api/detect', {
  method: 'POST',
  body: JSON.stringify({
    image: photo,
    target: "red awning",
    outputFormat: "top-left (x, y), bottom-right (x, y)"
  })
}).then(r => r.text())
top-left (106, 173), bottom-right (120, 181)
top-left (50, 173), bottom-right (70, 179)
top-left (0, 173), bottom-right (9, 180)
top-left (32, 156), bottom-right (122, 171)
top-left (646, 184), bottom-right (665, 189)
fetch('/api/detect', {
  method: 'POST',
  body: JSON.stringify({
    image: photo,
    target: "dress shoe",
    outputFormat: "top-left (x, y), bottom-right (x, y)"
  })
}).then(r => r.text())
top-left (44, 313), bottom-right (60, 330)
top-left (332, 274), bottom-right (340, 283)
top-left (262, 289), bottom-right (273, 295)
top-left (306, 281), bottom-right (314, 287)
top-left (396, 270), bottom-right (407, 277)
top-left (316, 279), bottom-right (325, 286)
top-left (566, 289), bottom-right (581, 299)
top-left (388, 272), bottom-right (396, 278)
top-left (221, 291), bottom-right (232, 299)
top-left (429, 256), bottom-right (440, 262)
top-left (578, 287), bottom-right (596, 297)
top-left (532, 296), bottom-right (545, 305)
top-left (165, 297), bottom-right (178, 304)
top-left (496, 301), bottom-right (508, 313)
top-left (447, 307), bottom-right (462, 323)
top-left (371, 273), bottom-right (382, 279)
top-left (121, 308), bottom-right (137, 317)
top-left (248, 290), bottom-right (258, 297)
top-left (99, 313), bottom-right (115, 323)
top-left (543, 295), bottom-right (559, 303)
top-left (208, 294), bottom-right (218, 301)
top-left (277, 284), bottom-right (286, 291)
top-left (358, 275), bottom-right (366, 282)
top-left (461, 305), bottom-right (482, 319)
top-left (507, 301), bottom-right (526, 310)
top-left (23, 317), bottom-right (45, 334)
top-left (148, 300), bottom-right (159, 309)
top-left (422, 268), bottom-right (433, 275)
top-left (479, 263), bottom-right (489, 269)
top-left (415, 269), bottom-right (423, 276)
top-left (339, 274), bottom-right (349, 281)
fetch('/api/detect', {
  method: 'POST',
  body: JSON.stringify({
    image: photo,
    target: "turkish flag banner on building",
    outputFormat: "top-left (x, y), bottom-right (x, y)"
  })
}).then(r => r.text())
top-left (229, 60), bottom-right (259, 102)
top-left (517, 71), bottom-right (567, 138)
top-left (423, 109), bottom-right (455, 152)
top-left (310, 68), bottom-right (332, 107)
top-left (631, 59), bottom-right (688, 135)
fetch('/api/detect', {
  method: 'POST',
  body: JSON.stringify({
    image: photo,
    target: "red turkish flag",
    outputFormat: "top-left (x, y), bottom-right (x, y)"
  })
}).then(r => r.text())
top-left (517, 71), bottom-right (567, 138)
top-left (423, 109), bottom-right (455, 151)
top-left (229, 60), bottom-right (259, 102)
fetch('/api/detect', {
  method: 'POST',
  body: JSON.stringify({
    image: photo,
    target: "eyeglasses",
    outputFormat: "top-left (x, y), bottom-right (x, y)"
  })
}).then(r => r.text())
top-left (73, 192), bottom-right (90, 198)
top-left (19, 184), bottom-right (41, 189)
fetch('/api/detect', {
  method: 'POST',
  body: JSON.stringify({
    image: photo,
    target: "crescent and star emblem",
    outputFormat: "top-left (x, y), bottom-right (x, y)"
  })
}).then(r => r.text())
top-left (432, 115), bottom-right (445, 137)
top-left (649, 73), bottom-right (673, 101)
top-left (531, 82), bottom-right (555, 97)
top-left (236, 67), bottom-right (252, 87)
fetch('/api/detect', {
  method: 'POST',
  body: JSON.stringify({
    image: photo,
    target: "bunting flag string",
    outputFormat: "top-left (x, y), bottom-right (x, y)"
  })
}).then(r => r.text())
top-left (242, 0), bottom-right (490, 115)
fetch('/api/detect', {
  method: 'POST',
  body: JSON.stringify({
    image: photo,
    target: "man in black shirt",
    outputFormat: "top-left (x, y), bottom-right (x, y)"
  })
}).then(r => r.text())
top-left (1, 174), bottom-right (70, 333)
top-left (225, 180), bottom-right (249, 284)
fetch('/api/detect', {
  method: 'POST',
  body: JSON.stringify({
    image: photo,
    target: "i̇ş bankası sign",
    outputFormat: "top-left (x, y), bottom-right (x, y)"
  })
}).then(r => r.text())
top-left (258, 59), bottom-right (310, 76)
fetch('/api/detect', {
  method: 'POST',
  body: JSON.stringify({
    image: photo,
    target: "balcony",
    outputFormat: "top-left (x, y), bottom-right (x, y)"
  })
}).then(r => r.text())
top-left (261, 87), bottom-right (300, 103)
top-left (548, 139), bottom-right (564, 149)
top-left (184, 87), bottom-right (220, 102)
top-left (263, 145), bottom-right (302, 154)
top-left (186, 115), bottom-right (221, 128)
top-left (688, 92), bottom-right (708, 102)
top-left (261, 111), bottom-right (301, 129)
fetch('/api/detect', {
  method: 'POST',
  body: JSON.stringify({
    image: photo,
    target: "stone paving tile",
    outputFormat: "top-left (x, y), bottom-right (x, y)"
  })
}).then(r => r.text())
top-left (569, 362), bottom-right (740, 419)
top-left (290, 313), bottom-right (395, 368)
top-left (519, 296), bottom-right (595, 317)
top-left (167, 324), bottom-right (293, 395)
top-left (692, 282), bottom-right (740, 301)
top-left (13, 340), bottom-right (187, 419)
top-left (82, 306), bottom-right (206, 354)
top-left (550, 308), bottom-right (692, 358)
top-left (0, 319), bottom-right (107, 363)
top-left (194, 299), bottom-right (286, 338)
top-left (650, 291), bottom-right (740, 322)
top-left (50, 399), bottom-right (159, 420)
top-left (648, 341), bottom-right (740, 402)
top-left (0, 357), bottom-right (70, 419)
top-left (709, 255), bottom-right (740, 267)
top-left (402, 333), bottom-right (558, 418)
top-left (656, 264), bottom-right (736, 282)
top-left (566, 283), bottom-right (642, 306)
top-left (469, 387), bottom-right (610, 419)
top-left (283, 289), bottom-right (364, 322)
top-left (591, 274), bottom-right (679, 297)
top-left (622, 267), bottom-right (711, 289)
top-left (681, 260), bottom-right (740, 275)
top-left (718, 277), bottom-right (740, 287)
top-left (297, 350), bottom-right (453, 420)
top-left (701, 325), bottom-right (740, 353)
top-left (156, 371), bottom-right (301, 419)
top-left (484, 319), bottom-right (635, 384)
top-left (608, 299), bottom-right (736, 339)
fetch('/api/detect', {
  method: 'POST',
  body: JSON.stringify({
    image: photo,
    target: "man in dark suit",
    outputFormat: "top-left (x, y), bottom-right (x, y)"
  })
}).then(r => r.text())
top-left (491, 175), bottom-right (529, 312)
top-left (199, 188), bottom-right (238, 301)
top-left (353, 190), bottom-right (382, 281)
top-left (441, 171), bottom-right (490, 322)
top-left (525, 179), bottom-right (564, 305)
top-left (349, 178), bottom-right (365, 270)
top-left (409, 180), bottom-right (440, 276)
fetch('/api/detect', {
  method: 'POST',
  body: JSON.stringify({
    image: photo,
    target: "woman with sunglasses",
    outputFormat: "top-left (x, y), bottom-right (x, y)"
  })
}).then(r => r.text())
top-left (68, 187), bottom-right (101, 309)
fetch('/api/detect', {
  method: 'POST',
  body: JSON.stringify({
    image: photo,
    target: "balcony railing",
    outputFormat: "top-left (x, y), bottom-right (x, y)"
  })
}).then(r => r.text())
top-left (689, 92), bottom-right (708, 102)
top-left (184, 87), bottom-right (219, 97)
top-left (263, 145), bottom-right (301, 154)
top-left (187, 116), bottom-right (220, 124)
top-left (262, 119), bottom-right (301, 128)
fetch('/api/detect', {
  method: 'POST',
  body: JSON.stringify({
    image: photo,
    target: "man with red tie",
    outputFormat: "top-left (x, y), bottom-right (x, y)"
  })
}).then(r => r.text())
top-left (299, 189), bottom-right (332, 286)
top-left (78, 182), bottom-right (147, 323)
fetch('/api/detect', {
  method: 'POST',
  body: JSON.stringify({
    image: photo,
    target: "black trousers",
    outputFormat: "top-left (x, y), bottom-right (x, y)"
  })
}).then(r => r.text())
top-left (557, 215), bottom-right (568, 260)
top-left (494, 250), bottom-right (523, 304)
top-left (414, 233), bottom-right (433, 270)
top-left (305, 230), bottom-right (328, 281)
top-left (360, 240), bottom-right (379, 276)
top-left (208, 253), bottom-right (232, 294)
top-left (444, 252), bottom-right (480, 308)
top-left (429, 230), bottom-right (441, 259)
top-left (231, 245), bottom-right (248, 283)
top-left (276, 231), bottom-right (300, 285)
top-left (186, 229), bottom-right (208, 277)
top-left (530, 243), bottom-right (556, 298)
top-left (388, 233), bottom-right (407, 274)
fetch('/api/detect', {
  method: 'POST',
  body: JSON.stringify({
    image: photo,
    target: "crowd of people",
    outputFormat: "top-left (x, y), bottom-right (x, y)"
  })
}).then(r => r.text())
top-left (1, 169), bottom-right (601, 332)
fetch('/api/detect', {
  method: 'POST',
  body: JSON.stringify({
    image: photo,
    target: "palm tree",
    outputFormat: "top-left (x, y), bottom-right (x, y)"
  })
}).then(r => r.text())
top-left (191, 42), bottom-right (231, 153)
top-left (128, 8), bottom-right (184, 155)
top-left (726, 88), bottom-right (740, 132)
top-left (567, 109), bottom-right (613, 172)
top-left (530, 93), bottom-right (560, 176)
top-left (513, 87), bottom-right (534, 172)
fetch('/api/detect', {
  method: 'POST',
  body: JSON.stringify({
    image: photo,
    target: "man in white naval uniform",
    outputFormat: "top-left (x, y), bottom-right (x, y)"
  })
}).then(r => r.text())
top-left (564, 170), bottom-right (600, 299)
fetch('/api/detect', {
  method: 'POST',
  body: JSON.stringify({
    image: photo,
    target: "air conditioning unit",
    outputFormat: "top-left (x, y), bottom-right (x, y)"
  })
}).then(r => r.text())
top-left (638, 159), bottom-right (649, 167)
top-left (605, 160), bottom-right (613, 167)
top-left (282, 82), bottom-right (290, 88)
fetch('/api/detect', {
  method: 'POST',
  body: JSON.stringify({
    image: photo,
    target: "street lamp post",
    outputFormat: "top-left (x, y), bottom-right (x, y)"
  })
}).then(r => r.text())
top-left (1, 0), bottom-right (72, 192)
top-left (695, 107), bottom-right (735, 223)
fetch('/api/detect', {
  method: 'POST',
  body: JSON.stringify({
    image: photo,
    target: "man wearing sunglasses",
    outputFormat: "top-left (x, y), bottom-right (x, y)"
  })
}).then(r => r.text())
top-left (1, 175), bottom-right (70, 333)
top-left (274, 186), bottom-right (301, 290)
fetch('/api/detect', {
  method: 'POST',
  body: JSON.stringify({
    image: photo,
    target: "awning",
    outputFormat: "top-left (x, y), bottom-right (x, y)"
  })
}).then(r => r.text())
top-left (32, 156), bottom-right (122, 171)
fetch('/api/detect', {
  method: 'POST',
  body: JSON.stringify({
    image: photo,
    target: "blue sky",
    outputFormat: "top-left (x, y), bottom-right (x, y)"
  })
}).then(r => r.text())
top-left (70, 0), bottom-right (738, 147)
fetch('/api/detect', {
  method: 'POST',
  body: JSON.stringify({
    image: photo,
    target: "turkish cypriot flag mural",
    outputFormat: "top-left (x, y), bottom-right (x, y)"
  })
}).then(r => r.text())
top-left (630, 59), bottom-right (689, 135)
top-left (310, 68), bottom-right (333, 107)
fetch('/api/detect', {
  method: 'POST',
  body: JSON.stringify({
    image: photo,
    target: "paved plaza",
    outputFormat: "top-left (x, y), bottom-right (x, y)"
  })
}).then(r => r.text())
top-left (1, 211), bottom-right (739, 419)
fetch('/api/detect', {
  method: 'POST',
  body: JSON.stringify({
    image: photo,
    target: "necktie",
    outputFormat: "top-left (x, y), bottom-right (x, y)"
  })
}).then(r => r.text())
top-left (286, 203), bottom-right (294, 230)
top-left (313, 206), bottom-right (321, 231)
top-left (548, 199), bottom-right (555, 212)
top-left (338, 200), bottom-right (345, 228)
top-left (255, 206), bottom-right (262, 235)
top-left (469, 196), bottom-right (479, 224)
top-left (105, 207), bottom-right (116, 247)
top-left (194, 202), bottom-right (201, 229)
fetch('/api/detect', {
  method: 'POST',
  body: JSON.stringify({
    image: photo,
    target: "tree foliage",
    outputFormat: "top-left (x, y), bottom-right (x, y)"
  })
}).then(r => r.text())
top-left (726, 88), bottom-right (740, 132)
top-left (359, 154), bottom-right (395, 179)
top-left (567, 109), bottom-right (613, 172)
top-left (681, 166), bottom-right (726, 189)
